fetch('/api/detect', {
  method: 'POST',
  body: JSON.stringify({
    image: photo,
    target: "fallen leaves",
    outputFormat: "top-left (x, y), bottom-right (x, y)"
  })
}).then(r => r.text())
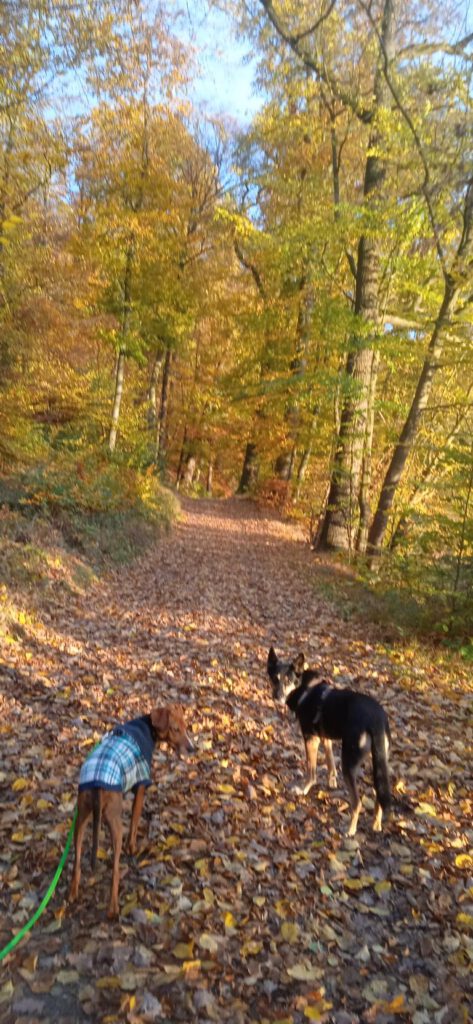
top-left (1, 499), bottom-right (472, 1023)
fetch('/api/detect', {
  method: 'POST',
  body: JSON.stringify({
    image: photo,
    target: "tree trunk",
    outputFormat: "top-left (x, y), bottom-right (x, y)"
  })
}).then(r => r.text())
top-left (367, 172), bottom-right (473, 559)
top-left (390, 382), bottom-right (473, 548)
top-left (175, 424), bottom-right (188, 488)
top-left (294, 410), bottom-right (317, 501)
top-left (206, 459), bottom-right (214, 496)
top-left (356, 350), bottom-right (380, 552)
top-left (108, 241), bottom-right (134, 453)
top-left (237, 442), bottom-right (259, 493)
top-left (109, 349), bottom-right (126, 453)
top-left (147, 353), bottom-right (162, 431)
top-left (317, 0), bottom-right (395, 551)
top-left (367, 280), bottom-right (458, 559)
top-left (275, 287), bottom-right (312, 481)
top-left (155, 345), bottom-right (173, 469)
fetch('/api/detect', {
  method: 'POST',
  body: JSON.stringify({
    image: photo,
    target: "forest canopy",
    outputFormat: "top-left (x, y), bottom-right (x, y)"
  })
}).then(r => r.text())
top-left (1, 0), bottom-right (472, 643)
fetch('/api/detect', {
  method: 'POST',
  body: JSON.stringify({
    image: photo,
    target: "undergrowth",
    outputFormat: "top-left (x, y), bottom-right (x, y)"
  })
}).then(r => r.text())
top-left (0, 455), bottom-right (179, 638)
top-left (312, 552), bottom-right (473, 662)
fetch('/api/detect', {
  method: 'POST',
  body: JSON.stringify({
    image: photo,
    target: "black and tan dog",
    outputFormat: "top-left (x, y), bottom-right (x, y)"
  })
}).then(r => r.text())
top-left (267, 647), bottom-right (391, 836)
top-left (69, 704), bottom-right (193, 918)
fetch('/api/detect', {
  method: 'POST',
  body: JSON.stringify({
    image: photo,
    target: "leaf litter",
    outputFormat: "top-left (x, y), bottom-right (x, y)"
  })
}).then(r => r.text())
top-left (0, 498), bottom-right (472, 1023)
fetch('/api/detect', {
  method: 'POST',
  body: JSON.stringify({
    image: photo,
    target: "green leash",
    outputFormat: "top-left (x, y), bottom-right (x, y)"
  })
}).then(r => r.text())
top-left (0, 808), bottom-right (77, 964)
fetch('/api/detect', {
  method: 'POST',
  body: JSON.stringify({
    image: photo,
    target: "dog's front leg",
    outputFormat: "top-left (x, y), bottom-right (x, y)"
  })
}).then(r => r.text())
top-left (292, 734), bottom-right (320, 796)
top-left (323, 739), bottom-right (338, 788)
top-left (127, 784), bottom-right (146, 856)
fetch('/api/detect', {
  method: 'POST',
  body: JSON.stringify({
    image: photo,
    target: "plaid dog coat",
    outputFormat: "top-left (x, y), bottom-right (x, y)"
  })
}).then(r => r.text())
top-left (79, 729), bottom-right (152, 794)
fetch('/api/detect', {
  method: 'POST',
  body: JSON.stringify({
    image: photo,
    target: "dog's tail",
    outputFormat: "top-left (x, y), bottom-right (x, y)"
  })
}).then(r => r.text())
top-left (371, 722), bottom-right (391, 812)
top-left (91, 789), bottom-right (102, 870)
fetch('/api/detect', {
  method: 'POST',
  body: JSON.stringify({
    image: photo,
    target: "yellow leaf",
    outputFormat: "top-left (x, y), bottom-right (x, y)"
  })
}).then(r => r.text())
top-left (96, 977), bottom-right (121, 989)
top-left (287, 964), bottom-right (323, 982)
top-left (182, 960), bottom-right (201, 974)
top-left (12, 778), bottom-right (29, 791)
top-left (387, 995), bottom-right (406, 1012)
top-left (455, 854), bottom-right (473, 870)
top-left (57, 970), bottom-right (79, 985)
top-left (280, 921), bottom-right (299, 943)
top-left (224, 912), bottom-right (236, 930)
top-left (241, 940), bottom-right (263, 957)
top-left (456, 912), bottom-right (473, 930)
top-left (195, 858), bottom-right (210, 878)
top-left (36, 799), bottom-right (51, 810)
top-left (0, 980), bottom-right (14, 1004)
top-left (198, 933), bottom-right (219, 953)
top-left (415, 802), bottom-right (437, 816)
top-left (304, 1006), bottom-right (332, 1021)
top-left (11, 831), bottom-right (31, 843)
top-left (375, 881), bottom-right (392, 896)
top-left (275, 899), bottom-right (290, 918)
top-left (173, 942), bottom-right (194, 959)
top-left (344, 875), bottom-right (375, 891)
top-left (217, 783), bottom-right (236, 794)
top-left (121, 896), bottom-right (138, 916)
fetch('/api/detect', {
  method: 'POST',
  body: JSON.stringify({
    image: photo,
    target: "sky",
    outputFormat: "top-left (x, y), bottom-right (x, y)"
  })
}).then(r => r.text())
top-left (181, 1), bottom-right (262, 124)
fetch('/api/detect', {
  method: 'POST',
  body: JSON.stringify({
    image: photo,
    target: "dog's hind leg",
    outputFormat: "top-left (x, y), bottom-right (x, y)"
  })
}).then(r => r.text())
top-left (103, 793), bottom-right (124, 919)
top-left (371, 728), bottom-right (391, 831)
top-left (69, 792), bottom-right (93, 904)
top-left (323, 739), bottom-right (338, 789)
top-left (342, 739), bottom-right (368, 836)
top-left (292, 734), bottom-right (320, 796)
top-left (127, 784), bottom-right (146, 855)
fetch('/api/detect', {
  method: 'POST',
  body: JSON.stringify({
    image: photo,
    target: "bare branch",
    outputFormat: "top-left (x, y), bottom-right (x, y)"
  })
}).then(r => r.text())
top-left (397, 32), bottom-right (473, 61)
top-left (291, 0), bottom-right (338, 44)
top-left (234, 239), bottom-right (266, 297)
top-left (258, 0), bottom-right (373, 122)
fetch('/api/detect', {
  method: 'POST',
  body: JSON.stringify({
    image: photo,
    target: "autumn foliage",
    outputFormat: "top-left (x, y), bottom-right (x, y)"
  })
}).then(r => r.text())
top-left (1, 0), bottom-right (472, 645)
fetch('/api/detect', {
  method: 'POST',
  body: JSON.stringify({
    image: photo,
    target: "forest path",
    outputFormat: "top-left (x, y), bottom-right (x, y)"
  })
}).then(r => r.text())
top-left (0, 499), bottom-right (471, 1024)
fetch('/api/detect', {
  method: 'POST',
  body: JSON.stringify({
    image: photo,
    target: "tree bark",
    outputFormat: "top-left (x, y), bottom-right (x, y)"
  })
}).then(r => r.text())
top-left (367, 280), bottom-right (458, 559)
top-left (317, 0), bottom-right (395, 550)
top-left (147, 352), bottom-right (162, 432)
top-left (155, 345), bottom-right (173, 469)
top-left (237, 442), bottom-right (259, 493)
top-left (108, 241), bottom-right (134, 453)
top-left (109, 348), bottom-right (126, 453)
top-left (356, 350), bottom-right (380, 552)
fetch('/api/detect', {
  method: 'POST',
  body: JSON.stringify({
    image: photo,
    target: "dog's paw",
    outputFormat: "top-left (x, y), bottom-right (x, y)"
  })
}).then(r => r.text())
top-left (291, 779), bottom-right (315, 797)
top-left (328, 773), bottom-right (338, 789)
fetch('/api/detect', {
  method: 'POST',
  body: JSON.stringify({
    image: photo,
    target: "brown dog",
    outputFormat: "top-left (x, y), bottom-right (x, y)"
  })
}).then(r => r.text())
top-left (69, 704), bottom-right (193, 918)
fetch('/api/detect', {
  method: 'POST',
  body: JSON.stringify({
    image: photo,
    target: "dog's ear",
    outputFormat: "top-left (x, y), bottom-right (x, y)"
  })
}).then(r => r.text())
top-left (150, 707), bottom-right (169, 735)
top-left (268, 646), bottom-right (277, 668)
top-left (294, 653), bottom-right (305, 675)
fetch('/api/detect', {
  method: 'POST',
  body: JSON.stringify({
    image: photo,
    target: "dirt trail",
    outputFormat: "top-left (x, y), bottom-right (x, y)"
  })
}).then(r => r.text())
top-left (0, 499), bottom-right (471, 1024)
